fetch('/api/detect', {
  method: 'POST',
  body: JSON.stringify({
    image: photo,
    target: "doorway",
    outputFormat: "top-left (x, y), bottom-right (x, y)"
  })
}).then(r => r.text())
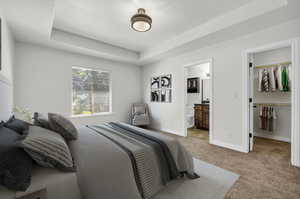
top-left (183, 59), bottom-right (213, 143)
top-left (243, 39), bottom-right (300, 167)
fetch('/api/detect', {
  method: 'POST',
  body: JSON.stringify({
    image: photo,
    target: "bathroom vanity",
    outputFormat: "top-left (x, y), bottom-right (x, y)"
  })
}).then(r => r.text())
top-left (194, 104), bottom-right (209, 130)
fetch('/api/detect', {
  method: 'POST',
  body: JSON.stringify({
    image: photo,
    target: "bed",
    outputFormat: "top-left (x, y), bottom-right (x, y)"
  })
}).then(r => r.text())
top-left (69, 122), bottom-right (197, 199)
top-left (0, 76), bottom-right (198, 199)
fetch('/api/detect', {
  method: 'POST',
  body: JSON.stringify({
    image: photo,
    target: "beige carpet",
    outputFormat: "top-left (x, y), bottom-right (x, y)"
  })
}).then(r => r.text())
top-left (176, 136), bottom-right (300, 199)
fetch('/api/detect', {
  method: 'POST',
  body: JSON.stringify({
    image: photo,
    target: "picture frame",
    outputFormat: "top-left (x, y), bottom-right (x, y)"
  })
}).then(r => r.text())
top-left (151, 76), bottom-right (160, 89)
top-left (187, 77), bottom-right (199, 93)
top-left (150, 74), bottom-right (172, 103)
top-left (161, 74), bottom-right (172, 88)
top-left (151, 89), bottom-right (160, 102)
top-left (161, 88), bottom-right (172, 103)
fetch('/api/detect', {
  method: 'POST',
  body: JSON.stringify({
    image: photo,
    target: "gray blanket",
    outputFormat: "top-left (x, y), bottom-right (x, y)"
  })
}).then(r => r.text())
top-left (69, 123), bottom-right (196, 199)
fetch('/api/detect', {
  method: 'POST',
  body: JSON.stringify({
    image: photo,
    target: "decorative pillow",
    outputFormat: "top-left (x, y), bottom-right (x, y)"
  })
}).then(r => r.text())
top-left (21, 126), bottom-right (75, 172)
top-left (48, 113), bottom-right (78, 141)
top-left (33, 112), bottom-right (51, 130)
top-left (4, 116), bottom-right (31, 135)
top-left (0, 126), bottom-right (33, 191)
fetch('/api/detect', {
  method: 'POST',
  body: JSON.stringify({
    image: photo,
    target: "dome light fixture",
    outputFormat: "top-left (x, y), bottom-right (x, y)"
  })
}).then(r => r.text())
top-left (131, 8), bottom-right (152, 32)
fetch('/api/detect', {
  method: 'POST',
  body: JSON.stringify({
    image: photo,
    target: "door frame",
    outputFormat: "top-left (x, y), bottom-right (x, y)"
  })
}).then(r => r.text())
top-left (183, 58), bottom-right (214, 144)
top-left (242, 38), bottom-right (300, 167)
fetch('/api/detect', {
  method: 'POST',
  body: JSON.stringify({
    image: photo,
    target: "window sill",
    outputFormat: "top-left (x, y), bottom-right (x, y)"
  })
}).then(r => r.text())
top-left (71, 112), bottom-right (114, 118)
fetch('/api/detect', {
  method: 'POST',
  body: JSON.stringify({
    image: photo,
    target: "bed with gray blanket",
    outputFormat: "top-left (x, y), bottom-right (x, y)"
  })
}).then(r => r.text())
top-left (69, 122), bottom-right (198, 199)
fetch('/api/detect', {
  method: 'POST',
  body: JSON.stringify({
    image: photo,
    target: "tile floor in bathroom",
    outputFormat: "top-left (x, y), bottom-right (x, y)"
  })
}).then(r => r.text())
top-left (187, 127), bottom-right (209, 141)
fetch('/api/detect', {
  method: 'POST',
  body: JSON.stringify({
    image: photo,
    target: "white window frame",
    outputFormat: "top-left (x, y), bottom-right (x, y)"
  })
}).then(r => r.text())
top-left (71, 66), bottom-right (112, 118)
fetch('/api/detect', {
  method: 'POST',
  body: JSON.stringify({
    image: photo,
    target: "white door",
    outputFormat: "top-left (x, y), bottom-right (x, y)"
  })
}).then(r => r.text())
top-left (249, 54), bottom-right (254, 151)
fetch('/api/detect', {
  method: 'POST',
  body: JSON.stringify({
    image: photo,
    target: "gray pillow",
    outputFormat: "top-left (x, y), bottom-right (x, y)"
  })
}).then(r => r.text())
top-left (4, 116), bottom-right (31, 135)
top-left (0, 125), bottom-right (33, 191)
top-left (21, 126), bottom-right (75, 172)
top-left (48, 113), bottom-right (78, 141)
top-left (33, 112), bottom-right (51, 130)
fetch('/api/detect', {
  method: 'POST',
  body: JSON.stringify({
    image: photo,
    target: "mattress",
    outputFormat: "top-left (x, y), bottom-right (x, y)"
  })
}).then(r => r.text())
top-left (0, 166), bottom-right (82, 199)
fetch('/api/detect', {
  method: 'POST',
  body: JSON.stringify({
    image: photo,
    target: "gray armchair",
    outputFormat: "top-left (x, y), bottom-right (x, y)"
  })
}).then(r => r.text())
top-left (131, 103), bottom-right (150, 126)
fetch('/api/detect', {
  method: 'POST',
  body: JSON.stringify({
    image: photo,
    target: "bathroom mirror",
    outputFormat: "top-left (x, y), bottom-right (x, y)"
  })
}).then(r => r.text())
top-left (202, 79), bottom-right (210, 103)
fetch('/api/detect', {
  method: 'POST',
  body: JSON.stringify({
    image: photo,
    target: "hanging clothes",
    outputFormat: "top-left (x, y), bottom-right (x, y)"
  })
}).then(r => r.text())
top-left (259, 105), bottom-right (276, 132)
top-left (261, 69), bottom-right (270, 92)
top-left (282, 67), bottom-right (289, 92)
top-left (288, 64), bottom-right (292, 89)
top-left (276, 66), bottom-right (283, 91)
top-left (257, 63), bottom-right (292, 92)
top-left (269, 67), bottom-right (276, 92)
top-left (258, 69), bottom-right (263, 92)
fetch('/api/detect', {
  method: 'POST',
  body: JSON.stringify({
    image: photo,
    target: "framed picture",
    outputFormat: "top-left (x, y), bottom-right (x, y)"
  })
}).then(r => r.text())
top-left (151, 76), bottom-right (160, 89)
top-left (161, 74), bottom-right (172, 88)
top-left (187, 77), bottom-right (199, 93)
top-left (151, 74), bottom-right (172, 103)
top-left (161, 88), bottom-right (172, 103)
top-left (151, 89), bottom-right (160, 102)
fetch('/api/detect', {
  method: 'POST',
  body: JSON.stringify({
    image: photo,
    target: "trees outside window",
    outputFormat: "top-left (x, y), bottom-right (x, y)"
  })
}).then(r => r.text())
top-left (72, 67), bottom-right (110, 116)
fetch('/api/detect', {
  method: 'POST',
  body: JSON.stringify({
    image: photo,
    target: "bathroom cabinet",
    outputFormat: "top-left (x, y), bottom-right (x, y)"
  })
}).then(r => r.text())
top-left (194, 104), bottom-right (209, 130)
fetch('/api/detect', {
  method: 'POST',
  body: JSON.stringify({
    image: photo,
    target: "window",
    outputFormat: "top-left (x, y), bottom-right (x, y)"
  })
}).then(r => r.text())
top-left (72, 66), bottom-right (111, 116)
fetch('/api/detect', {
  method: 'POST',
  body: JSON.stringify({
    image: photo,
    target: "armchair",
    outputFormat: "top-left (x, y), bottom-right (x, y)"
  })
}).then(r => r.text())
top-left (131, 103), bottom-right (150, 126)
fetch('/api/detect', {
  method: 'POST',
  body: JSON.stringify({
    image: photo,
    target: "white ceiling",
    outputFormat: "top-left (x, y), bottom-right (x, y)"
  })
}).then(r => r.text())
top-left (53, 0), bottom-right (252, 52)
top-left (0, 0), bottom-right (299, 64)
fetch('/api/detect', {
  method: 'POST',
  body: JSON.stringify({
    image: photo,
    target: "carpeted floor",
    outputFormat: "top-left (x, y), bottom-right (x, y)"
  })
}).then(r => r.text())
top-left (154, 159), bottom-right (239, 199)
top-left (176, 136), bottom-right (300, 199)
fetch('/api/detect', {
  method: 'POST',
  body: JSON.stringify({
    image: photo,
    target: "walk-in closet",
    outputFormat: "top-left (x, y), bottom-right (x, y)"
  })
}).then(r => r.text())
top-left (250, 46), bottom-right (292, 151)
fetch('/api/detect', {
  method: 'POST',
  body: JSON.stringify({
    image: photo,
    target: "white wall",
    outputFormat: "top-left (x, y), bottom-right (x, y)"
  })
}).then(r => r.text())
top-left (142, 18), bottom-right (300, 151)
top-left (14, 42), bottom-right (142, 125)
top-left (0, 13), bottom-right (15, 82)
top-left (0, 11), bottom-right (15, 121)
top-left (253, 47), bottom-right (292, 142)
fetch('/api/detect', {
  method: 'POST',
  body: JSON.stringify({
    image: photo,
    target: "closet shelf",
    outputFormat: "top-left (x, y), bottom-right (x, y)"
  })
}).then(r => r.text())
top-left (254, 61), bottom-right (291, 69)
top-left (253, 102), bottom-right (291, 106)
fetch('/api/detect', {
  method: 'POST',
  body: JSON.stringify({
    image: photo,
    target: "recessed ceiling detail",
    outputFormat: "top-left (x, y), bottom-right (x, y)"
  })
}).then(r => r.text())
top-left (0, 0), bottom-right (298, 65)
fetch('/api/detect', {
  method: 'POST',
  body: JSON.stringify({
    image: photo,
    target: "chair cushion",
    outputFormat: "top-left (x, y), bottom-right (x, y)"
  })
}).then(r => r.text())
top-left (134, 105), bottom-right (146, 115)
top-left (132, 114), bottom-right (150, 126)
top-left (48, 113), bottom-right (78, 141)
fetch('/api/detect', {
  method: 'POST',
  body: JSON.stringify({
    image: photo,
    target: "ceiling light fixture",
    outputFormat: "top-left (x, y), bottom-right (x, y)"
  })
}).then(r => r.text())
top-left (131, 8), bottom-right (152, 32)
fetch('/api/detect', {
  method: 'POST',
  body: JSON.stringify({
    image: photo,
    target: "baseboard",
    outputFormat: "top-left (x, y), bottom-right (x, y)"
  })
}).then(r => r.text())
top-left (254, 133), bottom-right (291, 143)
top-left (292, 158), bottom-right (300, 167)
top-left (210, 139), bottom-right (248, 153)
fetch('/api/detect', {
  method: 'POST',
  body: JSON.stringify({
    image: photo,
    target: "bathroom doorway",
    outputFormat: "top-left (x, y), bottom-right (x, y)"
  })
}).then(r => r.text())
top-left (183, 59), bottom-right (213, 143)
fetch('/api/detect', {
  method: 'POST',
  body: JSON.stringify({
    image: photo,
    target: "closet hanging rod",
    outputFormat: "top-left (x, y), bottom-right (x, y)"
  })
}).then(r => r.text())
top-left (254, 61), bottom-right (291, 69)
top-left (254, 102), bottom-right (291, 106)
